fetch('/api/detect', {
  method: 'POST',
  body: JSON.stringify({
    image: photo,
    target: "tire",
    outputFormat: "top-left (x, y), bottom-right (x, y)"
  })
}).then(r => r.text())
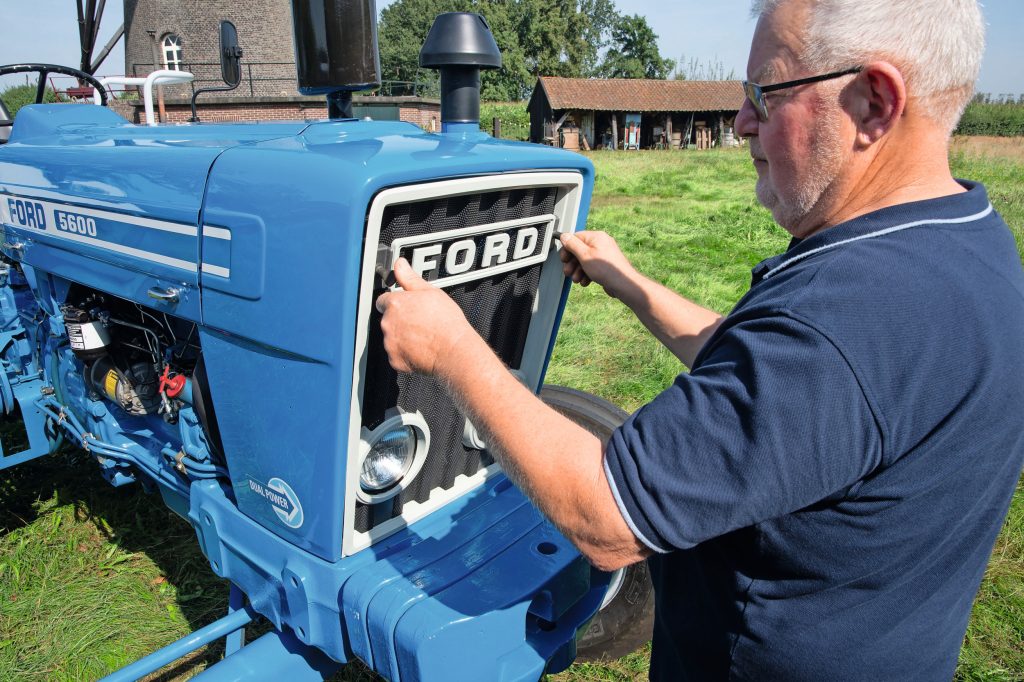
top-left (539, 385), bottom-right (655, 661)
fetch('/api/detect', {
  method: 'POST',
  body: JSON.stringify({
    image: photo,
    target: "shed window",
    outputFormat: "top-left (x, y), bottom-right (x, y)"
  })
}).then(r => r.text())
top-left (162, 34), bottom-right (184, 71)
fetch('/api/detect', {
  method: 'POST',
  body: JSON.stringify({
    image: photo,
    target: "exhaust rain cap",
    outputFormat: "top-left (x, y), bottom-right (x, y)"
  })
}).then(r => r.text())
top-left (420, 13), bottom-right (502, 127)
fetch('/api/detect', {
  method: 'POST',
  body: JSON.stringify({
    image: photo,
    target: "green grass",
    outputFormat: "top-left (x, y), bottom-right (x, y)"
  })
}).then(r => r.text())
top-left (1, 147), bottom-right (1022, 680)
top-left (546, 151), bottom-right (786, 410)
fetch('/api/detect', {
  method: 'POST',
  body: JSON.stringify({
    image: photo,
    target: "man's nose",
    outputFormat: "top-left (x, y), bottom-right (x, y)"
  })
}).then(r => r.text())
top-left (736, 96), bottom-right (759, 139)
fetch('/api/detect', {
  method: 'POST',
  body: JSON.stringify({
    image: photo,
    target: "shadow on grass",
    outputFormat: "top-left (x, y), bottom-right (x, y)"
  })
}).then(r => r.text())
top-left (0, 446), bottom-right (231, 674)
top-left (0, 431), bottom-right (386, 680)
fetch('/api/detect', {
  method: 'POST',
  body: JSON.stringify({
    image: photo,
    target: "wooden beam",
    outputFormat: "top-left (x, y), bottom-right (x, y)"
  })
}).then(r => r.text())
top-left (611, 115), bottom-right (618, 151)
top-left (90, 23), bottom-right (124, 74)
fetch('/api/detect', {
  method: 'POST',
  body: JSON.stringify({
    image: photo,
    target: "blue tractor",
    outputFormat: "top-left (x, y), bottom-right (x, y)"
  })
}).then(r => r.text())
top-left (0, 5), bottom-right (652, 680)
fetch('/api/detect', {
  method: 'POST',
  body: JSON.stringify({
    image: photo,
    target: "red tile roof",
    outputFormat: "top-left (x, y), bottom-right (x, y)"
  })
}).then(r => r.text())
top-left (536, 76), bottom-right (745, 112)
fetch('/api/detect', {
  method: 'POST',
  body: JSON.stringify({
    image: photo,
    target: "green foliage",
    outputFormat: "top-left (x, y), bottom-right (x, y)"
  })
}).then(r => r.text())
top-left (378, 0), bottom-right (672, 101)
top-left (377, 0), bottom-right (456, 93)
top-left (597, 14), bottom-right (675, 80)
top-left (955, 101), bottom-right (1024, 137)
top-left (479, 101), bottom-right (530, 140)
top-left (0, 83), bottom-right (58, 118)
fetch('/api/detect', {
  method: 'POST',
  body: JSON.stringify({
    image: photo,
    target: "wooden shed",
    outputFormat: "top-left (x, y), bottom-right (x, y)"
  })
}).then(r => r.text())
top-left (528, 77), bottom-right (746, 150)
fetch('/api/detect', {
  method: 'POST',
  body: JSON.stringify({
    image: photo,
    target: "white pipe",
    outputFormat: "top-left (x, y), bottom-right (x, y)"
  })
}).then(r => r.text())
top-left (98, 70), bottom-right (195, 126)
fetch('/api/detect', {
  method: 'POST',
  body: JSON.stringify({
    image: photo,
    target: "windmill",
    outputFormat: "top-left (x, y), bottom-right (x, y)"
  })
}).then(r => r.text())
top-left (77, 0), bottom-right (124, 77)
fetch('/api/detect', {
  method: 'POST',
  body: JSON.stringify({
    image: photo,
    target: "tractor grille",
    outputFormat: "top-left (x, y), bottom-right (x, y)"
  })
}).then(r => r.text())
top-left (355, 186), bottom-right (559, 533)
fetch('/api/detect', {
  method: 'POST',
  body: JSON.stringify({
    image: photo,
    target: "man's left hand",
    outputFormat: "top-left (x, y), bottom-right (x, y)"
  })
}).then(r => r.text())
top-left (375, 258), bottom-right (476, 376)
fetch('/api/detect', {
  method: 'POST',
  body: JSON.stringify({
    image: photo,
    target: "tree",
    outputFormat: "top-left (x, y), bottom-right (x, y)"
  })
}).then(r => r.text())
top-left (378, 0), bottom-right (461, 93)
top-left (598, 14), bottom-right (674, 79)
top-left (577, 0), bottom-right (621, 75)
top-left (378, 0), bottom-right (626, 101)
top-left (476, 0), bottom-right (534, 100)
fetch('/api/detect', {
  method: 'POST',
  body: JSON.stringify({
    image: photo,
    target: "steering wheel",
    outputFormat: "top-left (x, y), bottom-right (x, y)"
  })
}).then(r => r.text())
top-left (0, 63), bottom-right (108, 109)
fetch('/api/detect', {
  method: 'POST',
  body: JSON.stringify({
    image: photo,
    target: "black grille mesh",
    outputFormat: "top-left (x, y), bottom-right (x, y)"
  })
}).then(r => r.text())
top-left (356, 185), bottom-right (559, 533)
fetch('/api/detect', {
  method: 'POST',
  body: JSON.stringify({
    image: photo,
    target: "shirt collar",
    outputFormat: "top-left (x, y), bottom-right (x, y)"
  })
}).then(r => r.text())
top-left (750, 181), bottom-right (991, 287)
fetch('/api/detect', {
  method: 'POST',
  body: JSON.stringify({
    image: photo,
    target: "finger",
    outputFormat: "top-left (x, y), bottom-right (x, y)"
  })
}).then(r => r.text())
top-left (559, 232), bottom-right (590, 260)
top-left (375, 291), bottom-right (391, 315)
top-left (392, 257), bottom-right (431, 291)
top-left (580, 275), bottom-right (591, 287)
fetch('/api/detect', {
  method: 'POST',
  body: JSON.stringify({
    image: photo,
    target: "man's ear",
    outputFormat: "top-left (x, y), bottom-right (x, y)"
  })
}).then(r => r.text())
top-left (849, 61), bottom-right (907, 148)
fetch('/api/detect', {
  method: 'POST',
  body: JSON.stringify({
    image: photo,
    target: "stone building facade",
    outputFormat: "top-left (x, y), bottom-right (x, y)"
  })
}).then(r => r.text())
top-left (121, 0), bottom-right (440, 126)
top-left (124, 0), bottom-right (297, 98)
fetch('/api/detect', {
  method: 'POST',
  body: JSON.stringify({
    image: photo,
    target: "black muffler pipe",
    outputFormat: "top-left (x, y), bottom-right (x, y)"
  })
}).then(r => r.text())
top-left (420, 13), bottom-right (502, 132)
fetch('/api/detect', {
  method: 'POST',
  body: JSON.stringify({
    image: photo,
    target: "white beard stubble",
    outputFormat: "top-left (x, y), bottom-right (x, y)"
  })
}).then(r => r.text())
top-left (755, 102), bottom-right (846, 233)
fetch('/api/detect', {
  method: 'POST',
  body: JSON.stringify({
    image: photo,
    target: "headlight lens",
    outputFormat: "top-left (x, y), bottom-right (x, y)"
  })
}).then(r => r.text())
top-left (360, 425), bottom-right (417, 492)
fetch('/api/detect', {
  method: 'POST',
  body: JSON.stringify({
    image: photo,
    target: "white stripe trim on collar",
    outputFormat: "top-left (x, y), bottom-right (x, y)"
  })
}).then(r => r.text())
top-left (762, 203), bottom-right (994, 281)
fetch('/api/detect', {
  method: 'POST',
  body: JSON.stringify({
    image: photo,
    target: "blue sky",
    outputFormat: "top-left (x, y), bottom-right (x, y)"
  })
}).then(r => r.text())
top-left (3, 0), bottom-right (1021, 96)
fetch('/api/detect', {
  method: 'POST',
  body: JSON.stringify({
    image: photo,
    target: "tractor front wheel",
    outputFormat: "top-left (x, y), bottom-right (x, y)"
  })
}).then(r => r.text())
top-left (539, 385), bottom-right (655, 661)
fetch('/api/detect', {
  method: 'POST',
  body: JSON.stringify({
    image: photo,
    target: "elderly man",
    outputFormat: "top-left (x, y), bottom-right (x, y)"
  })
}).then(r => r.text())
top-left (377, 0), bottom-right (1024, 678)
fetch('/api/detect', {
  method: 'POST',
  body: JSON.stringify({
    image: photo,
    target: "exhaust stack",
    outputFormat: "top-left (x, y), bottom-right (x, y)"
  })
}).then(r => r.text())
top-left (290, 0), bottom-right (381, 119)
top-left (420, 13), bottom-right (502, 133)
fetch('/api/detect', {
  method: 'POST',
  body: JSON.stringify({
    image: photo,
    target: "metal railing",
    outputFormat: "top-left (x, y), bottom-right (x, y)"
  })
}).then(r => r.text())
top-left (131, 61), bottom-right (295, 98)
top-left (129, 62), bottom-right (441, 100)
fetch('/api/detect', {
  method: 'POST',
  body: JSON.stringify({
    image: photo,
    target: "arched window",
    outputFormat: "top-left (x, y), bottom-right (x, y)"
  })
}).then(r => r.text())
top-left (162, 34), bottom-right (183, 71)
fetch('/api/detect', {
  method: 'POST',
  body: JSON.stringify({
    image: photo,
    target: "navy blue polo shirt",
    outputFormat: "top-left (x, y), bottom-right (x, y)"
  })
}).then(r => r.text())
top-left (604, 182), bottom-right (1024, 681)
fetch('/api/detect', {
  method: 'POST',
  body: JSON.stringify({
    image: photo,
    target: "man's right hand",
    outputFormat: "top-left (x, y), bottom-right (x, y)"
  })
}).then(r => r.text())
top-left (559, 230), bottom-right (724, 368)
top-left (559, 231), bottom-right (638, 300)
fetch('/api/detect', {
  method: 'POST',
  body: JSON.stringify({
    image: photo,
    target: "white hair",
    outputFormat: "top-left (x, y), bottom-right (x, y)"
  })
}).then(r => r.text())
top-left (751, 0), bottom-right (985, 133)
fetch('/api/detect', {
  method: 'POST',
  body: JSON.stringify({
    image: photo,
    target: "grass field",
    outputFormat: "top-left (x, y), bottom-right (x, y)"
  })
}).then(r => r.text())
top-left (1, 144), bottom-right (1022, 680)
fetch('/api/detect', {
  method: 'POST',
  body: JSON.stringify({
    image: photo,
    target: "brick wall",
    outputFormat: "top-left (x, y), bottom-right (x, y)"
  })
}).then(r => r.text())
top-left (123, 96), bottom-right (441, 127)
top-left (399, 104), bottom-right (441, 131)
top-left (107, 100), bottom-right (136, 122)
top-left (158, 102), bottom-right (328, 123)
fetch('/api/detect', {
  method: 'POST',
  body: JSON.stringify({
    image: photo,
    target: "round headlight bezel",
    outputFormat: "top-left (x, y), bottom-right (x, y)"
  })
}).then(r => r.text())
top-left (356, 409), bottom-right (430, 504)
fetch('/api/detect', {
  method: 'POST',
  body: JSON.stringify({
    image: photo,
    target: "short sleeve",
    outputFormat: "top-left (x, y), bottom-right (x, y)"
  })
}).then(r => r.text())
top-left (603, 314), bottom-right (882, 553)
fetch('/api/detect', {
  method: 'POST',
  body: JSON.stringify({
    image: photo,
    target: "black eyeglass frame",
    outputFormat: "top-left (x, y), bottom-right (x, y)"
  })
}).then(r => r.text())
top-left (742, 66), bottom-right (863, 122)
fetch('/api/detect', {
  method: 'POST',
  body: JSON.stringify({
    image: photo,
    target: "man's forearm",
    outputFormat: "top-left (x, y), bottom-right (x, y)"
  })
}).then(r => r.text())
top-left (438, 333), bottom-right (650, 571)
top-left (615, 270), bottom-right (724, 369)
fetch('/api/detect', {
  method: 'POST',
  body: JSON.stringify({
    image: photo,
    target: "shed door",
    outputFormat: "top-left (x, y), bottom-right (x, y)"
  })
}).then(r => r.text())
top-left (581, 112), bottom-right (595, 149)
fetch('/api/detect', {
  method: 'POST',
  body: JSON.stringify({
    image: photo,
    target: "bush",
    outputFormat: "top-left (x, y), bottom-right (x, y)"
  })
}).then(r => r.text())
top-left (955, 102), bottom-right (1024, 137)
top-left (479, 101), bottom-right (530, 140)
top-left (0, 83), bottom-right (59, 118)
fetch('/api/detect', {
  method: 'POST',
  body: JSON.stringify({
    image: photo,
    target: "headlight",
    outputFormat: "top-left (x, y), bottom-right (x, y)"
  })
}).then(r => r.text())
top-left (361, 426), bottom-right (416, 492)
top-left (357, 410), bottom-right (429, 503)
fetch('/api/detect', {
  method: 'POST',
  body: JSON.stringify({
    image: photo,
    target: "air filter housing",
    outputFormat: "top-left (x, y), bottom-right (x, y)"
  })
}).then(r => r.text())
top-left (420, 13), bottom-right (502, 127)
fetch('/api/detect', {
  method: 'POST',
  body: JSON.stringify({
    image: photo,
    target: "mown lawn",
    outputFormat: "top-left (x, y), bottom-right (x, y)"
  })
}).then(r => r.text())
top-left (1, 146), bottom-right (1021, 680)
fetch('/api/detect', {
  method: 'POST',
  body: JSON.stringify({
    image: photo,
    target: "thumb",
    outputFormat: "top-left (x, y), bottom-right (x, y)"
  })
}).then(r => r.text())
top-left (559, 232), bottom-right (590, 259)
top-left (393, 257), bottom-right (431, 291)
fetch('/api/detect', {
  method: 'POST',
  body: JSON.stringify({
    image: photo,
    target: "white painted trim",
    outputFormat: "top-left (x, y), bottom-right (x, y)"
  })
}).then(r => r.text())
top-left (342, 171), bottom-right (585, 556)
top-left (200, 262), bottom-right (231, 278)
top-left (763, 204), bottom-right (995, 280)
top-left (45, 230), bottom-right (197, 271)
top-left (2, 193), bottom-right (199, 272)
top-left (3, 194), bottom-right (198, 236)
top-left (202, 225), bottom-right (232, 241)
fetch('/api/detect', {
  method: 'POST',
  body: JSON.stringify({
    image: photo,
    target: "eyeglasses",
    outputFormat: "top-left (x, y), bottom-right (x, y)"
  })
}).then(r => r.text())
top-left (742, 66), bottom-right (863, 122)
